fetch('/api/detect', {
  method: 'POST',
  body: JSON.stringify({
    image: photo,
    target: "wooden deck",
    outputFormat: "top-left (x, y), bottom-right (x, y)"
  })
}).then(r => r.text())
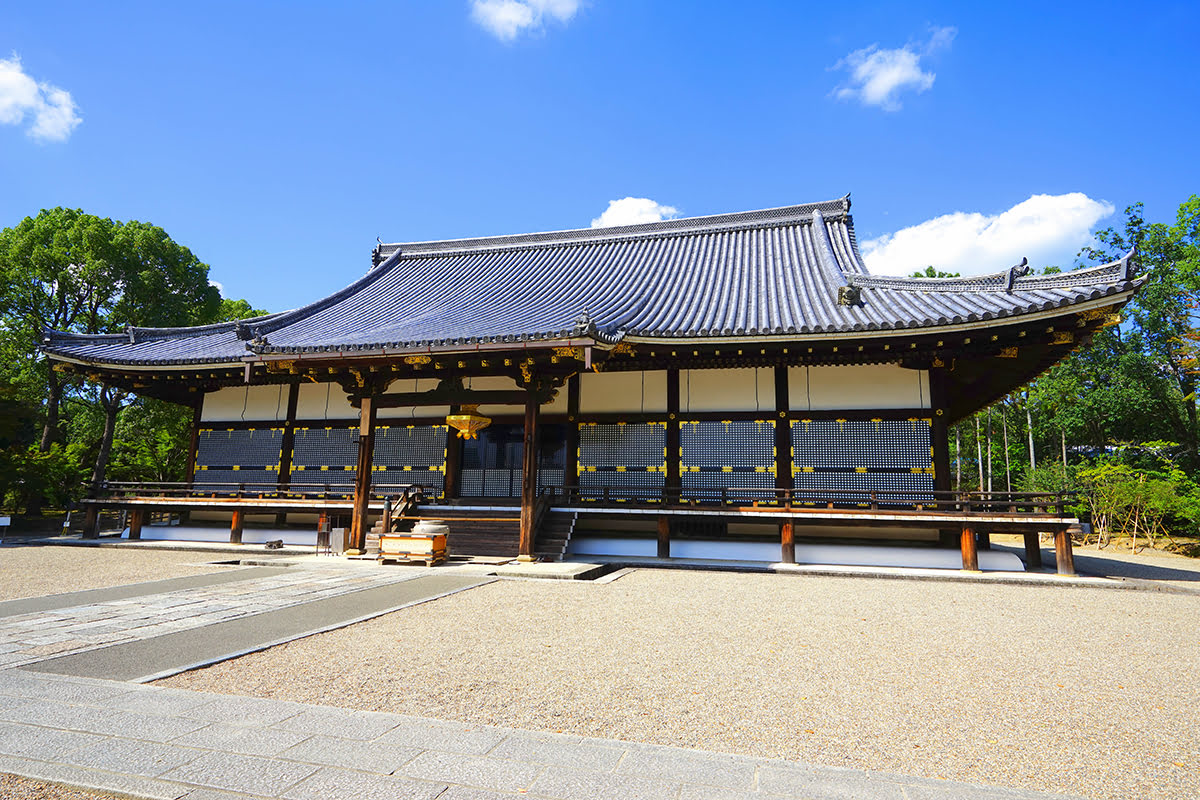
top-left (78, 481), bottom-right (1080, 575)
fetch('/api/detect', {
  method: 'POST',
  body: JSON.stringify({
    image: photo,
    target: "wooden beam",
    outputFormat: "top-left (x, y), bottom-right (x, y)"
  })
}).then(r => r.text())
top-left (781, 520), bottom-right (795, 564)
top-left (275, 382), bottom-right (300, 525)
top-left (128, 508), bottom-right (144, 540)
top-left (1055, 525), bottom-right (1077, 576)
top-left (564, 374), bottom-right (580, 490)
top-left (774, 366), bottom-right (793, 498)
top-left (185, 402), bottom-right (203, 485)
top-left (518, 391), bottom-right (540, 559)
top-left (666, 369), bottom-right (681, 495)
top-left (230, 509), bottom-right (244, 544)
top-left (960, 524), bottom-right (979, 571)
top-left (83, 505), bottom-right (100, 539)
top-left (348, 396), bottom-right (378, 552)
top-left (442, 405), bottom-right (462, 501)
top-left (1023, 532), bottom-right (1043, 570)
top-left (657, 515), bottom-right (670, 558)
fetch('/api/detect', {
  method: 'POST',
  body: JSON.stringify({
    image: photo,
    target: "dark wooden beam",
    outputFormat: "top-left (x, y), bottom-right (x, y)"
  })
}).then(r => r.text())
top-left (1023, 532), bottom-right (1043, 570)
top-left (666, 369), bottom-right (681, 489)
top-left (275, 382), bottom-right (300, 525)
top-left (443, 405), bottom-right (462, 501)
top-left (657, 515), bottom-right (670, 558)
top-left (1055, 526), bottom-right (1077, 576)
top-left (128, 508), bottom-right (144, 540)
top-left (960, 524), bottom-right (978, 571)
top-left (185, 402), bottom-right (203, 486)
top-left (230, 509), bottom-right (244, 544)
top-left (518, 391), bottom-right (540, 559)
top-left (780, 520), bottom-right (795, 564)
top-left (565, 374), bottom-right (580, 489)
top-left (348, 396), bottom-right (378, 552)
top-left (774, 366), bottom-right (793, 496)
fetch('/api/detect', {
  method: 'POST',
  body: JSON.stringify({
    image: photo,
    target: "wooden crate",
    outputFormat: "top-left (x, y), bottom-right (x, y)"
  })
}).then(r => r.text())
top-left (378, 533), bottom-right (447, 566)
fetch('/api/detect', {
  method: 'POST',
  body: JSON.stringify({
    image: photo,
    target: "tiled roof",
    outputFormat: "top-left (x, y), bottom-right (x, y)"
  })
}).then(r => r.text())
top-left (42, 197), bottom-right (1142, 368)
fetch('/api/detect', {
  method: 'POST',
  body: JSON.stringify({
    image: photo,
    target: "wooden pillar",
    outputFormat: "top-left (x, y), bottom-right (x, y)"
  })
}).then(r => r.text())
top-left (185, 402), bottom-right (203, 486)
top-left (275, 382), bottom-right (300, 524)
top-left (657, 515), bottom-right (670, 558)
top-left (349, 396), bottom-right (378, 553)
top-left (774, 367), bottom-right (793, 501)
top-left (665, 369), bottom-right (681, 502)
top-left (781, 519), bottom-right (795, 564)
top-left (230, 509), bottom-right (244, 544)
top-left (1055, 525), bottom-right (1077, 576)
top-left (518, 391), bottom-right (540, 560)
top-left (564, 375), bottom-right (580, 491)
top-left (128, 508), bottom-right (144, 540)
top-left (443, 405), bottom-right (462, 501)
top-left (928, 368), bottom-right (955, 546)
top-left (82, 505), bottom-right (100, 539)
top-left (960, 524), bottom-right (979, 571)
top-left (1023, 532), bottom-right (1043, 570)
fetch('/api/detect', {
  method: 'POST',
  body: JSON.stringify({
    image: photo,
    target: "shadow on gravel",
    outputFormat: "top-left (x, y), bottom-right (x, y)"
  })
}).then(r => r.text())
top-left (1072, 553), bottom-right (1200, 582)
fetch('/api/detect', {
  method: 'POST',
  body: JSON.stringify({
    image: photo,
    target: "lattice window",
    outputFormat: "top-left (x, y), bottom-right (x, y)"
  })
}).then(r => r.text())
top-left (578, 422), bottom-right (666, 500)
top-left (194, 428), bottom-right (282, 490)
top-left (291, 427), bottom-right (358, 486)
top-left (372, 425), bottom-right (447, 496)
top-left (680, 420), bottom-right (776, 501)
top-left (791, 418), bottom-right (934, 506)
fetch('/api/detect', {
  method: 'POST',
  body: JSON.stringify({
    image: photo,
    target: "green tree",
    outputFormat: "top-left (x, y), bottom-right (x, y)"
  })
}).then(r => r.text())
top-left (0, 209), bottom-right (233, 505)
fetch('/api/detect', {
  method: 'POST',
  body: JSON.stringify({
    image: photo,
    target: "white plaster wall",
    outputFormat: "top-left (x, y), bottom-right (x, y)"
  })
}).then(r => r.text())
top-left (788, 364), bottom-right (929, 410)
top-left (680, 368), bottom-right (773, 414)
top-left (296, 382), bottom-right (358, 420)
top-left (200, 385), bottom-right (288, 422)
top-left (378, 378), bottom-right (447, 420)
top-left (580, 371), bottom-right (667, 414)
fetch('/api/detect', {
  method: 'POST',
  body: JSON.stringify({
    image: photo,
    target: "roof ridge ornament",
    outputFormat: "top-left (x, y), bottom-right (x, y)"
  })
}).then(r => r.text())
top-left (573, 309), bottom-right (597, 336)
top-left (1005, 258), bottom-right (1030, 293)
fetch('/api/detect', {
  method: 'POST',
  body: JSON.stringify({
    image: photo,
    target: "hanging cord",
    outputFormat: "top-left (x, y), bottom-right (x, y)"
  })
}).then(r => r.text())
top-left (275, 384), bottom-right (283, 421)
top-left (641, 371), bottom-right (645, 414)
top-left (805, 365), bottom-right (812, 411)
top-left (241, 385), bottom-right (249, 422)
top-left (755, 368), bottom-right (760, 414)
top-left (411, 378), bottom-right (417, 419)
top-left (323, 383), bottom-right (330, 419)
top-left (686, 370), bottom-right (691, 414)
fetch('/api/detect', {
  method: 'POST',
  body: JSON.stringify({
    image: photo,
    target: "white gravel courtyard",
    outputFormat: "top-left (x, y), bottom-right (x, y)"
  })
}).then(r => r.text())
top-left (158, 561), bottom-right (1200, 799)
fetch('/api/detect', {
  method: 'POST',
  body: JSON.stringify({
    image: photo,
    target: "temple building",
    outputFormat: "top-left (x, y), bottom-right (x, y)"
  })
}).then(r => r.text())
top-left (42, 196), bottom-right (1142, 573)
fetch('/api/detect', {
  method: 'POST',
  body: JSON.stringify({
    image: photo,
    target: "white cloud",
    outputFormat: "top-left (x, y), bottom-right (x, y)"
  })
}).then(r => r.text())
top-left (0, 55), bottom-right (81, 142)
top-left (832, 26), bottom-right (955, 111)
top-left (860, 193), bottom-right (1115, 276)
top-left (470, 0), bottom-right (582, 41)
top-left (591, 197), bottom-right (680, 228)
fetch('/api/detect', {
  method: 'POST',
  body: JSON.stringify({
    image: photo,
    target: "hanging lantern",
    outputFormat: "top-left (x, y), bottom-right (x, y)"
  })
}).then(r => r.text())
top-left (446, 404), bottom-right (492, 439)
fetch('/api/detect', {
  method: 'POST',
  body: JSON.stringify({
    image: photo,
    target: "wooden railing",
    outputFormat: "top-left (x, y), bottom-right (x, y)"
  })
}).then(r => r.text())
top-left (539, 485), bottom-right (1076, 517)
top-left (96, 480), bottom-right (429, 503)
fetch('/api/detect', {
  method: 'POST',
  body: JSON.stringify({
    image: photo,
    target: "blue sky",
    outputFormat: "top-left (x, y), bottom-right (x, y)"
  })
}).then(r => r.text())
top-left (2, 1), bottom-right (1198, 311)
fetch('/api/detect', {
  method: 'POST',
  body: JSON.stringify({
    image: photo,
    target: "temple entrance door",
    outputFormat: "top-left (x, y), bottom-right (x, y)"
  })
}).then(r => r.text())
top-left (460, 423), bottom-right (565, 498)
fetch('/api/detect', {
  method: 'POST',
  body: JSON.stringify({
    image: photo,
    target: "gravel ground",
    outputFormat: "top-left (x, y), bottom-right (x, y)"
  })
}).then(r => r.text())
top-left (0, 545), bottom-right (225, 601)
top-left (160, 566), bottom-right (1199, 800)
top-left (0, 773), bottom-right (120, 800)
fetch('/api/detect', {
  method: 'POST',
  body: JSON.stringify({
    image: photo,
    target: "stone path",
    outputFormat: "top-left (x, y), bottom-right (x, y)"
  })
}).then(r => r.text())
top-left (0, 566), bottom-right (428, 671)
top-left (0, 561), bottom-right (1089, 799)
top-left (0, 669), bottom-right (1084, 800)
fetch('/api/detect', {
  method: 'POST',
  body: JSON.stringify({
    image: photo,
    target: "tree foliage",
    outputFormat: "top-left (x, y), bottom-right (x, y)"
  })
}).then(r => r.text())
top-left (950, 195), bottom-right (1200, 549)
top-left (0, 208), bottom-right (265, 512)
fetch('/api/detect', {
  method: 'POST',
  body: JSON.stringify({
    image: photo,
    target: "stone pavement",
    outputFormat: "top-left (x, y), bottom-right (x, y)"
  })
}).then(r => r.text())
top-left (0, 669), bottom-right (1085, 800)
top-left (0, 561), bottom-right (1088, 799)
top-left (0, 565), bottom-right (430, 670)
